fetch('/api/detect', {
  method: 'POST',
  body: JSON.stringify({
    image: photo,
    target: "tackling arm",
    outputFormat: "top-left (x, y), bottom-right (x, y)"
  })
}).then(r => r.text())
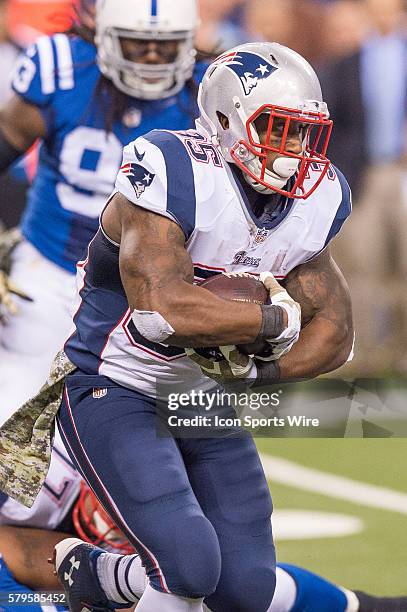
top-left (277, 247), bottom-right (353, 380)
top-left (0, 95), bottom-right (47, 170)
top-left (0, 525), bottom-right (66, 590)
top-left (106, 193), bottom-right (266, 347)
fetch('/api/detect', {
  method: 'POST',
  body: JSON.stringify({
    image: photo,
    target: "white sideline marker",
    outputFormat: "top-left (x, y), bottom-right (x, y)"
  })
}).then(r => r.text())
top-left (273, 509), bottom-right (363, 540)
top-left (260, 454), bottom-right (407, 515)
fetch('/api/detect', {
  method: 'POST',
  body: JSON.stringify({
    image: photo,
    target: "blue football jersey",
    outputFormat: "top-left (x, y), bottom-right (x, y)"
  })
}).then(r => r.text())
top-left (11, 34), bottom-right (206, 273)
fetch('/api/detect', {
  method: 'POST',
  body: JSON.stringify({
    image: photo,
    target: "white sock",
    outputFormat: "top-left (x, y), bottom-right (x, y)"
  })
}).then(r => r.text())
top-left (137, 583), bottom-right (204, 611)
top-left (96, 552), bottom-right (147, 604)
top-left (267, 567), bottom-right (297, 612)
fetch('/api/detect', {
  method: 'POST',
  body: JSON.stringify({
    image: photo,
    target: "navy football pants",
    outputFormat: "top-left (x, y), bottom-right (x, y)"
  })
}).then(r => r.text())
top-left (57, 371), bottom-right (275, 612)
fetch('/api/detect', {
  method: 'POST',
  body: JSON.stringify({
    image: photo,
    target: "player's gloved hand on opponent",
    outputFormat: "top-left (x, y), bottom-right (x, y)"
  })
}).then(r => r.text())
top-left (0, 228), bottom-right (32, 322)
top-left (0, 271), bottom-right (33, 322)
top-left (257, 271), bottom-right (301, 361)
top-left (185, 345), bottom-right (257, 384)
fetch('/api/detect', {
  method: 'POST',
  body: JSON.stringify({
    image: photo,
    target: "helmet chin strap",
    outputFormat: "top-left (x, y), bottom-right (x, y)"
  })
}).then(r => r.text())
top-left (244, 156), bottom-right (300, 195)
top-left (122, 70), bottom-right (175, 100)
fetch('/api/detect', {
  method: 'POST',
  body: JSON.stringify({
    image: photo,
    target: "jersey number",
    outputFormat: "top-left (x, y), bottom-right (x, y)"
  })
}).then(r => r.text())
top-left (307, 162), bottom-right (336, 181)
top-left (179, 131), bottom-right (223, 167)
top-left (58, 127), bottom-right (123, 217)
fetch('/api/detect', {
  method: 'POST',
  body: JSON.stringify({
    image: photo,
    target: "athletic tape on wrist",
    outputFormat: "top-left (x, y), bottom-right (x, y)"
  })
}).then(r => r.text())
top-left (256, 304), bottom-right (285, 342)
top-left (252, 359), bottom-right (281, 387)
top-left (131, 309), bottom-right (175, 343)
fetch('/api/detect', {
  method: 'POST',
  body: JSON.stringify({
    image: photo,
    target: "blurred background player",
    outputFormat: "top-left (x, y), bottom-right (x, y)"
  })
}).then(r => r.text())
top-left (0, 0), bottom-right (28, 231)
top-left (319, 0), bottom-right (407, 376)
top-left (0, 0), bottom-right (82, 232)
top-left (0, 446), bottom-right (405, 611)
top-left (0, 0), bottom-right (206, 418)
top-left (6, 0), bottom-right (76, 48)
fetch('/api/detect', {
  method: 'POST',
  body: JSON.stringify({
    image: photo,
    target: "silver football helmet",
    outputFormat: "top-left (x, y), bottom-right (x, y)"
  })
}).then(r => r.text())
top-left (197, 42), bottom-right (333, 198)
top-left (95, 0), bottom-right (198, 100)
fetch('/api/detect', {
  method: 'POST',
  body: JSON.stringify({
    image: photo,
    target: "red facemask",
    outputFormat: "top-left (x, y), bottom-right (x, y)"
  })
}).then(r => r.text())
top-left (72, 481), bottom-right (135, 554)
top-left (231, 103), bottom-right (333, 199)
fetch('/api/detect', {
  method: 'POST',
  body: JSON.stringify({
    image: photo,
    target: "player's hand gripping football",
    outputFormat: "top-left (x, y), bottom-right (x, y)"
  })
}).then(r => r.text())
top-left (258, 271), bottom-right (301, 361)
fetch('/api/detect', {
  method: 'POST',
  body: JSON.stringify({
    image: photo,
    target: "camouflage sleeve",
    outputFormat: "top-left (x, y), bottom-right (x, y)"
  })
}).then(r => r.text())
top-left (0, 351), bottom-right (76, 507)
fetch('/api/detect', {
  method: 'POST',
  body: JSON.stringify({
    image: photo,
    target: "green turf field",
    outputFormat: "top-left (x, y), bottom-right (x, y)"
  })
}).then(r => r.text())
top-left (256, 438), bottom-right (407, 595)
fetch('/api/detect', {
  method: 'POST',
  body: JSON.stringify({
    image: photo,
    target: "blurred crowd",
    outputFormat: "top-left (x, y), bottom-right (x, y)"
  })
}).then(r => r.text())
top-left (0, 0), bottom-right (406, 377)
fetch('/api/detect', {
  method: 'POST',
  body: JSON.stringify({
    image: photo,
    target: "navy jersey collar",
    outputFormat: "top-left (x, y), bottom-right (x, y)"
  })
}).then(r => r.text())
top-left (228, 164), bottom-right (295, 230)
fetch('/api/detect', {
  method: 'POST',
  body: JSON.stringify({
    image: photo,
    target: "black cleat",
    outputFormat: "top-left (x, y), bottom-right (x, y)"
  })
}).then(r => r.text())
top-left (355, 590), bottom-right (407, 612)
top-left (53, 537), bottom-right (126, 612)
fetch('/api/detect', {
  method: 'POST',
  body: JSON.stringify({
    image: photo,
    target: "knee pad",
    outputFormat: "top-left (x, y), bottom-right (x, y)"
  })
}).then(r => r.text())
top-left (166, 513), bottom-right (221, 599)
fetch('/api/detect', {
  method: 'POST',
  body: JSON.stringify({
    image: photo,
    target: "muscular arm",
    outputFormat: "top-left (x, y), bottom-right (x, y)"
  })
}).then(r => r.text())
top-left (278, 247), bottom-right (353, 380)
top-left (0, 95), bottom-right (47, 153)
top-left (0, 525), bottom-right (66, 590)
top-left (105, 193), bottom-right (264, 347)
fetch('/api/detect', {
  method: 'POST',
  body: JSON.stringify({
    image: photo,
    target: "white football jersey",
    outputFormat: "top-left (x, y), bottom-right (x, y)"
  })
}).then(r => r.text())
top-left (65, 126), bottom-right (351, 398)
top-left (0, 430), bottom-right (81, 530)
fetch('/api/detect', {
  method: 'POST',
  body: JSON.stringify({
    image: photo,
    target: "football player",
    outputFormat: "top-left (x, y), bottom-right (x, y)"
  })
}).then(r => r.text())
top-left (0, 0), bottom-right (204, 418)
top-left (50, 42), bottom-right (357, 612)
top-left (0, 449), bottom-right (405, 612)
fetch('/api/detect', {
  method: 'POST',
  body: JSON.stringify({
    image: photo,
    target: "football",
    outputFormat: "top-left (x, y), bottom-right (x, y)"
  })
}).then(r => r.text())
top-left (197, 274), bottom-right (270, 357)
top-left (199, 273), bottom-right (268, 306)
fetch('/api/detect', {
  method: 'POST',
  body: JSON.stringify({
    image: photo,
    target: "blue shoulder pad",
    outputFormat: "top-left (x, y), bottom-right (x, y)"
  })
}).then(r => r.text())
top-left (193, 60), bottom-right (210, 86)
top-left (323, 165), bottom-right (352, 248)
top-left (11, 34), bottom-right (75, 107)
top-left (143, 130), bottom-right (197, 240)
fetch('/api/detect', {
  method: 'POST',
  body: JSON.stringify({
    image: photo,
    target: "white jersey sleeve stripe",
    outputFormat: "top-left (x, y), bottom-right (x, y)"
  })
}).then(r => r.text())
top-left (54, 34), bottom-right (74, 90)
top-left (36, 35), bottom-right (56, 95)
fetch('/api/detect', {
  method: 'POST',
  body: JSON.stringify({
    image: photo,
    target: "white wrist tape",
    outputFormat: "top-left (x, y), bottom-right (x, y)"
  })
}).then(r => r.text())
top-left (271, 293), bottom-right (301, 343)
top-left (259, 271), bottom-right (301, 343)
top-left (131, 310), bottom-right (175, 343)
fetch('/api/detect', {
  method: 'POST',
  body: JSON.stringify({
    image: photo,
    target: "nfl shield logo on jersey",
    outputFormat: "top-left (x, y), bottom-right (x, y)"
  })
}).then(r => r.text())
top-left (93, 388), bottom-right (108, 399)
top-left (120, 161), bottom-right (156, 199)
top-left (215, 51), bottom-right (279, 96)
top-left (254, 228), bottom-right (269, 244)
top-left (122, 108), bottom-right (142, 128)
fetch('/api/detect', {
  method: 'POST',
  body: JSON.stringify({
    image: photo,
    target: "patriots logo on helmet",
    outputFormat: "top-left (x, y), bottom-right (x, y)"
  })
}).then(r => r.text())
top-left (215, 51), bottom-right (279, 96)
top-left (120, 160), bottom-right (155, 199)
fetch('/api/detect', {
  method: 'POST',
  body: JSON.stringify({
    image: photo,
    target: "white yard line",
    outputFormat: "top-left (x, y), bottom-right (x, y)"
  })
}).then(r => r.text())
top-left (260, 454), bottom-right (407, 515)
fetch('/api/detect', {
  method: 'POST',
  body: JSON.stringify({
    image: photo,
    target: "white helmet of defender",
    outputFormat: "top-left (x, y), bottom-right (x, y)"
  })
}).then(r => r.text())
top-left (95, 0), bottom-right (198, 100)
top-left (197, 42), bottom-right (333, 199)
